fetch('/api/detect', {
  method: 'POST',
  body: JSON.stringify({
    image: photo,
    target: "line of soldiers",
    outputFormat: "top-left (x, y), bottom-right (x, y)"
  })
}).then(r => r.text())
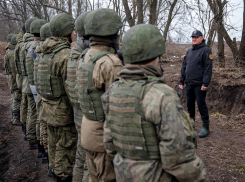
top-left (4, 8), bottom-right (206, 182)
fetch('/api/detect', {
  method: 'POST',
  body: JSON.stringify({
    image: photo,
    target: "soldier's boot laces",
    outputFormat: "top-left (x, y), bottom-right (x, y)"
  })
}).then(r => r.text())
top-left (42, 151), bottom-right (48, 164)
top-left (12, 110), bottom-right (22, 126)
top-left (37, 140), bottom-right (45, 158)
top-left (198, 122), bottom-right (210, 138)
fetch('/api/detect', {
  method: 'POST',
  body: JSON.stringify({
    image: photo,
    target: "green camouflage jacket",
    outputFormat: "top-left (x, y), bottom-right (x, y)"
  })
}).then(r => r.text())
top-left (38, 37), bottom-right (74, 127)
top-left (102, 66), bottom-right (206, 182)
top-left (4, 43), bottom-right (18, 91)
top-left (20, 33), bottom-right (34, 94)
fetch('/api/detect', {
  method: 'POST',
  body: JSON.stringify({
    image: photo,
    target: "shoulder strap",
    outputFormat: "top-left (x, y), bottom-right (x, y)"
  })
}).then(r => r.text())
top-left (91, 51), bottom-right (111, 64)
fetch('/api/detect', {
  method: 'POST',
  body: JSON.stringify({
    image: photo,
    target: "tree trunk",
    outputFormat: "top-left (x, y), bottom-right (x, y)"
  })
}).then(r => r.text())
top-left (162, 0), bottom-right (178, 52)
top-left (238, 0), bottom-right (245, 67)
top-left (207, 20), bottom-right (216, 49)
top-left (137, 0), bottom-right (143, 24)
top-left (217, 0), bottom-right (225, 68)
top-left (149, 0), bottom-right (158, 25)
top-left (122, 0), bottom-right (135, 27)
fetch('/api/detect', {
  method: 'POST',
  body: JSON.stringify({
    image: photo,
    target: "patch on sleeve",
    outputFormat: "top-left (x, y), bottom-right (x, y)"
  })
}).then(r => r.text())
top-left (209, 54), bottom-right (213, 60)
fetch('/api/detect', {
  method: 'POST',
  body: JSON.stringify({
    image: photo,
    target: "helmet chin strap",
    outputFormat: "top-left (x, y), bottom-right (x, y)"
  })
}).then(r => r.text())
top-left (111, 34), bottom-right (125, 66)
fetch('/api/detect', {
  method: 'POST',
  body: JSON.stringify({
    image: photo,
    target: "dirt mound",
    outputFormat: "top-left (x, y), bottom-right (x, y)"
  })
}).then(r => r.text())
top-left (0, 41), bottom-right (7, 55)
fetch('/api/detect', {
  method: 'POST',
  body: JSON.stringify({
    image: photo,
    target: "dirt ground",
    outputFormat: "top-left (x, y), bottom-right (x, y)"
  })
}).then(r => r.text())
top-left (0, 42), bottom-right (245, 182)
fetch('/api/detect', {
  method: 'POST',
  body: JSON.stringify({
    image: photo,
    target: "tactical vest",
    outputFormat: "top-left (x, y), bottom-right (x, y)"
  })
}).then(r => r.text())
top-left (26, 41), bottom-right (40, 85)
top-left (76, 51), bottom-right (111, 122)
top-left (34, 52), bottom-right (41, 93)
top-left (14, 42), bottom-right (24, 75)
top-left (20, 40), bottom-right (33, 76)
top-left (107, 77), bottom-right (161, 160)
top-left (66, 48), bottom-right (89, 108)
top-left (4, 50), bottom-right (12, 75)
top-left (37, 45), bottom-right (69, 100)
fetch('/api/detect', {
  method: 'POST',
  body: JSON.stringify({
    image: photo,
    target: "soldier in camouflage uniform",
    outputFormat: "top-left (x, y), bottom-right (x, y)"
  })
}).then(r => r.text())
top-left (4, 33), bottom-right (22, 125)
top-left (35, 23), bottom-right (52, 165)
top-left (14, 26), bottom-right (27, 138)
top-left (76, 8), bottom-right (123, 182)
top-left (102, 24), bottom-right (206, 182)
top-left (26, 19), bottom-right (47, 158)
top-left (20, 17), bottom-right (39, 149)
top-left (37, 13), bottom-right (77, 182)
top-left (65, 12), bottom-right (90, 182)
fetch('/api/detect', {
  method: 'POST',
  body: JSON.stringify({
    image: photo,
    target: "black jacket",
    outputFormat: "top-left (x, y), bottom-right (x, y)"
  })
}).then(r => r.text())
top-left (179, 40), bottom-right (213, 87)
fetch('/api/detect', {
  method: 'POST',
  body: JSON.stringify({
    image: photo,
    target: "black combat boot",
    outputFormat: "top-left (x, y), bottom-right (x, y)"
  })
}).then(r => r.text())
top-left (198, 122), bottom-right (210, 138)
top-left (56, 176), bottom-right (72, 182)
top-left (37, 140), bottom-right (45, 158)
top-left (42, 151), bottom-right (48, 164)
top-left (12, 110), bottom-right (22, 126)
top-left (29, 142), bottom-right (38, 149)
top-left (22, 124), bottom-right (27, 140)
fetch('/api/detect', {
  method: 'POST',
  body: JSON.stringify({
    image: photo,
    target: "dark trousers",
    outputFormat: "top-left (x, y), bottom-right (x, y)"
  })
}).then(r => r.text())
top-left (185, 84), bottom-right (209, 124)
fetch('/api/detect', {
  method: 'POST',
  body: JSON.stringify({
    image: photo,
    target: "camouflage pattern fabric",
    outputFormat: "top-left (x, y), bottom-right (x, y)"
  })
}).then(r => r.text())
top-left (38, 37), bottom-right (74, 127)
top-left (20, 33), bottom-right (34, 94)
top-left (49, 13), bottom-right (74, 37)
top-left (85, 150), bottom-right (116, 182)
top-left (6, 34), bottom-right (15, 43)
top-left (38, 36), bottom-right (76, 179)
top-left (47, 124), bottom-right (77, 180)
top-left (4, 45), bottom-right (21, 113)
top-left (14, 32), bottom-right (24, 89)
top-left (84, 8), bottom-right (122, 36)
top-left (103, 65), bottom-right (206, 182)
top-left (26, 95), bottom-right (37, 144)
top-left (20, 93), bottom-right (28, 125)
top-left (36, 94), bottom-right (42, 140)
top-left (77, 37), bottom-right (122, 182)
top-left (40, 122), bottom-right (48, 149)
top-left (30, 19), bottom-right (47, 34)
top-left (66, 39), bottom-right (90, 182)
top-left (25, 17), bottom-right (38, 33)
top-left (122, 24), bottom-right (165, 64)
top-left (72, 107), bottom-right (89, 182)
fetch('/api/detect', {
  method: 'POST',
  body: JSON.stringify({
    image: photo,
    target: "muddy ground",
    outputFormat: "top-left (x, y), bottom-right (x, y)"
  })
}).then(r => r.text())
top-left (0, 43), bottom-right (245, 182)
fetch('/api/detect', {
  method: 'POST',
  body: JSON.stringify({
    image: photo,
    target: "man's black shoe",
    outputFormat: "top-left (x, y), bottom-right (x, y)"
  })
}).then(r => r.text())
top-left (198, 123), bottom-right (210, 138)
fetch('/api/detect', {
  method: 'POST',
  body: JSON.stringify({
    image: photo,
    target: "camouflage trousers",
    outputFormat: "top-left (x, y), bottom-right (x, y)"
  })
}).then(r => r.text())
top-left (86, 150), bottom-right (116, 182)
top-left (36, 94), bottom-right (42, 141)
top-left (11, 89), bottom-right (21, 111)
top-left (20, 93), bottom-right (28, 125)
top-left (73, 108), bottom-right (89, 182)
top-left (16, 74), bottom-right (22, 90)
top-left (26, 95), bottom-right (37, 144)
top-left (47, 124), bottom-right (77, 180)
top-left (39, 96), bottom-right (48, 149)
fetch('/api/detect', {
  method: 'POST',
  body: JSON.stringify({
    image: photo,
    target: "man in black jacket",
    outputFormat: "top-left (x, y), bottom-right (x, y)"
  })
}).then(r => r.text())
top-left (179, 30), bottom-right (213, 138)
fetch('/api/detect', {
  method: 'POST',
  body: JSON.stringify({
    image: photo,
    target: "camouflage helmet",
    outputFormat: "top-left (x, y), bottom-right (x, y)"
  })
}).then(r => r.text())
top-left (40, 23), bottom-right (52, 41)
top-left (6, 33), bottom-right (15, 43)
top-left (75, 11), bottom-right (90, 37)
top-left (122, 24), bottom-right (165, 64)
top-left (11, 34), bottom-right (18, 45)
top-left (30, 19), bottom-right (47, 34)
top-left (25, 17), bottom-right (39, 33)
top-left (85, 8), bottom-right (123, 36)
top-left (50, 13), bottom-right (75, 37)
